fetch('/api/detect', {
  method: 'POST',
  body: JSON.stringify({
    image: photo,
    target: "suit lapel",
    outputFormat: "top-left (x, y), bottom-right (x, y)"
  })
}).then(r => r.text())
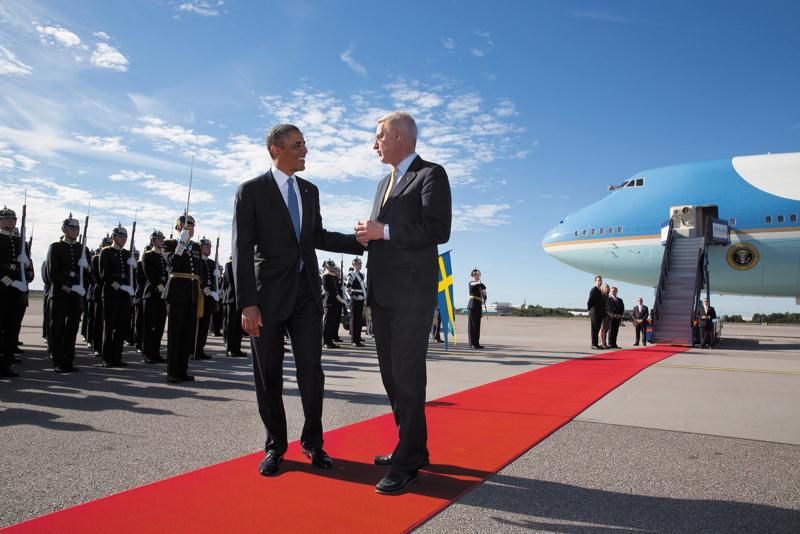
top-left (264, 170), bottom-right (297, 241)
top-left (371, 174), bottom-right (391, 220)
top-left (297, 176), bottom-right (313, 243)
top-left (378, 155), bottom-right (423, 218)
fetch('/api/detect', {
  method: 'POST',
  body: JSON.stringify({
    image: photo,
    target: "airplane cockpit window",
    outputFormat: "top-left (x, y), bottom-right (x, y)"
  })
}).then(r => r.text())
top-left (582, 229), bottom-right (588, 236)
top-left (778, 215), bottom-right (785, 223)
top-left (574, 230), bottom-right (579, 237)
top-left (591, 228), bottom-right (596, 236)
top-left (765, 215), bottom-right (772, 224)
top-left (608, 227), bottom-right (614, 234)
top-left (791, 214), bottom-right (797, 223)
top-left (635, 178), bottom-right (644, 186)
top-left (599, 227), bottom-right (605, 235)
top-left (729, 217), bottom-right (736, 225)
top-left (617, 226), bottom-right (623, 233)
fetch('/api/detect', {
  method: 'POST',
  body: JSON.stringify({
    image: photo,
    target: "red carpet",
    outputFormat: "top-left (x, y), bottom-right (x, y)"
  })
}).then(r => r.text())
top-left (3, 345), bottom-right (685, 533)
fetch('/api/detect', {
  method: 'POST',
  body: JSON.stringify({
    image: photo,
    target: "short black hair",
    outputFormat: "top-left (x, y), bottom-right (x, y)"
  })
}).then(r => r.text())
top-left (266, 124), bottom-right (301, 160)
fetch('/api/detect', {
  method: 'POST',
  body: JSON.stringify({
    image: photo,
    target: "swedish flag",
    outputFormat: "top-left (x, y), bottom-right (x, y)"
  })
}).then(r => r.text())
top-left (437, 250), bottom-right (456, 350)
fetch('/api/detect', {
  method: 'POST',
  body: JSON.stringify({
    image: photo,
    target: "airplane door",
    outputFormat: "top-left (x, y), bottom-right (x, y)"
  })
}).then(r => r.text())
top-left (670, 205), bottom-right (695, 237)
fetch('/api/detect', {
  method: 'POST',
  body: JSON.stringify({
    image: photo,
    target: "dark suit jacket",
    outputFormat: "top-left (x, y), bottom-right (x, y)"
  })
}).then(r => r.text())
top-left (587, 286), bottom-right (604, 318)
top-left (631, 305), bottom-right (649, 322)
top-left (365, 156), bottom-right (452, 309)
top-left (607, 296), bottom-right (624, 318)
top-left (232, 170), bottom-right (362, 320)
top-left (697, 306), bottom-right (717, 327)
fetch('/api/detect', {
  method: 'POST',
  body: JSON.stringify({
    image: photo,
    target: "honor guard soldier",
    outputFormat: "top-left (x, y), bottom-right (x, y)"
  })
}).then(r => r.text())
top-left (46, 213), bottom-right (90, 373)
top-left (222, 256), bottom-right (245, 357)
top-left (321, 260), bottom-right (342, 348)
top-left (41, 260), bottom-right (51, 351)
top-left (90, 236), bottom-right (111, 358)
top-left (132, 249), bottom-right (146, 353)
top-left (162, 214), bottom-right (205, 383)
top-left (194, 236), bottom-right (219, 360)
top-left (99, 224), bottom-right (135, 367)
top-left (0, 206), bottom-right (31, 377)
top-left (467, 268), bottom-right (487, 349)
top-left (344, 257), bottom-right (366, 347)
top-left (142, 230), bottom-right (168, 363)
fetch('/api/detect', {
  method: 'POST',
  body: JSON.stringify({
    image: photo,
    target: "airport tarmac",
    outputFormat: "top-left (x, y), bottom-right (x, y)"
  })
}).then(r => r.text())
top-left (1, 300), bottom-right (799, 532)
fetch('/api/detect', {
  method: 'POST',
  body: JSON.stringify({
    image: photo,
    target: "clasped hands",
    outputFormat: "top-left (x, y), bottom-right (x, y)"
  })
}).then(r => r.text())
top-left (354, 220), bottom-right (384, 246)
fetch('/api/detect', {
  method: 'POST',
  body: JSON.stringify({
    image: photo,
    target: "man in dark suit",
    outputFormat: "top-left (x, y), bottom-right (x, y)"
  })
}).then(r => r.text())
top-left (233, 123), bottom-right (363, 476)
top-left (606, 286), bottom-right (624, 349)
top-left (631, 297), bottom-right (649, 346)
top-left (355, 111), bottom-right (452, 495)
top-left (697, 297), bottom-right (717, 348)
top-left (587, 275), bottom-right (604, 349)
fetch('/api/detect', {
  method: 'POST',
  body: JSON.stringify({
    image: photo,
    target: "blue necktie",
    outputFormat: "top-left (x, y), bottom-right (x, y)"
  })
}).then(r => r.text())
top-left (287, 176), bottom-right (301, 241)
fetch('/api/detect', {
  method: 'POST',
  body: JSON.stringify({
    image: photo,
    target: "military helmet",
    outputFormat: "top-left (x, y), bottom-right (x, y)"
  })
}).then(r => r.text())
top-left (101, 233), bottom-right (112, 247)
top-left (150, 229), bottom-right (165, 240)
top-left (112, 223), bottom-right (127, 237)
top-left (176, 214), bottom-right (196, 227)
top-left (62, 212), bottom-right (80, 229)
top-left (199, 236), bottom-right (212, 247)
top-left (322, 259), bottom-right (336, 270)
top-left (0, 206), bottom-right (16, 219)
top-left (352, 257), bottom-right (362, 265)
top-left (471, 267), bottom-right (481, 276)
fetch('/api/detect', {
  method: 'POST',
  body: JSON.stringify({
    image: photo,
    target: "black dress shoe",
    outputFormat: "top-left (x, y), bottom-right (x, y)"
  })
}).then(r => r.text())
top-left (352, 342), bottom-right (365, 347)
top-left (591, 345), bottom-right (601, 350)
top-left (374, 453), bottom-right (393, 466)
top-left (12, 356), bottom-right (22, 363)
top-left (117, 361), bottom-right (128, 367)
top-left (258, 451), bottom-right (283, 476)
top-left (375, 471), bottom-right (419, 495)
top-left (323, 343), bottom-right (339, 349)
top-left (473, 345), bottom-right (485, 349)
top-left (55, 365), bottom-right (78, 373)
top-left (302, 447), bottom-right (333, 469)
top-left (633, 343), bottom-right (639, 346)
top-left (167, 374), bottom-right (183, 383)
top-left (182, 374), bottom-right (195, 382)
top-left (1, 367), bottom-right (20, 378)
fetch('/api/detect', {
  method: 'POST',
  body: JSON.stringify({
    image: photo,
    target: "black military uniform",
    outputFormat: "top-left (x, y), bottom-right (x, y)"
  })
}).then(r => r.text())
top-left (321, 261), bottom-right (340, 348)
top-left (467, 269), bottom-right (487, 349)
top-left (194, 237), bottom-right (218, 360)
top-left (162, 215), bottom-right (205, 382)
top-left (41, 260), bottom-right (51, 350)
top-left (132, 250), bottom-right (146, 353)
top-left (222, 257), bottom-right (244, 356)
top-left (344, 259), bottom-right (366, 346)
top-left (90, 237), bottom-right (111, 358)
top-left (99, 225), bottom-right (134, 367)
top-left (0, 206), bottom-right (31, 377)
top-left (142, 230), bottom-right (168, 363)
top-left (46, 214), bottom-right (90, 372)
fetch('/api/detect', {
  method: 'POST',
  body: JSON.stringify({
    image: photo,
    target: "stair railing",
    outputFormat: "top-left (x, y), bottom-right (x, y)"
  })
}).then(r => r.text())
top-left (652, 218), bottom-right (675, 339)
top-left (690, 220), bottom-right (711, 346)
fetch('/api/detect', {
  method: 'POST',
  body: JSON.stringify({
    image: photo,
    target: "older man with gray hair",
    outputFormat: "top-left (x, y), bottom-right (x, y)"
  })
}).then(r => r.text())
top-left (355, 111), bottom-right (452, 494)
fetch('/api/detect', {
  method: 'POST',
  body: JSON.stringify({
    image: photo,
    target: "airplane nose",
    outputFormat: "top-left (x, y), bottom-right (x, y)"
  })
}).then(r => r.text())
top-left (541, 224), bottom-right (563, 252)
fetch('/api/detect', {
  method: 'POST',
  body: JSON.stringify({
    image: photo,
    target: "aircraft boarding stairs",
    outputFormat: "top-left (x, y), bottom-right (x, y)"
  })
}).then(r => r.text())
top-left (652, 210), bottom-right (723, 346)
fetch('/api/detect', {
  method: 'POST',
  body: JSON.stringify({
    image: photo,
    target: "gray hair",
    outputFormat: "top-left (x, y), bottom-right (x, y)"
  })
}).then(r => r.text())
top-left (378, 111), bottom-right (418, 144)
top-left (265, 124), bottom-right (301, 159)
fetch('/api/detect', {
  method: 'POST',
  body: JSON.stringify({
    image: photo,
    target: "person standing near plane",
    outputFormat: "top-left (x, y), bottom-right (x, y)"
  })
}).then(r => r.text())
top-left (344, 257), bottom-right (366, 347)
top-left (632, 297), bottom-right (649, 346)
top-left (587, 276), bottom-right (604, 350)
top-left (607, 286), bottom-right (624, 349)
top-left (467, 268), bottom-right (486, 349)
top-left (598, 283), bottom-right (611, 349)
top-left (697, 298), bottom-right (717, 348)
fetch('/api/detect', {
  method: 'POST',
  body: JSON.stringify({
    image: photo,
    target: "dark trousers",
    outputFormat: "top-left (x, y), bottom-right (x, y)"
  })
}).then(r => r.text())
top-left (0, 287), bottom-right (24, 365)
top-left (468, 305), bottom-right (482, 347)
top-left (322, 304), bottom-right (339, 344)
top-left (349, 300), bottom-right (364, 343)
top-left (85, 300), bottom-right (94, 347)
top-left (48, 294), bottom-right (83, 368)
top-left (197, 312), bottom-right (211, 356)
top-left (211, 309), bottom-right (223, 335)
top-left (372, 303), bottom-right (432, 475)
top-left (251, 272), bottom-right (324, 454)
top-left (102, 298), bottom-right (130, 364)
top-left (167, 301), bottom-right (197, 378)
top-left (635, 323), bottom-right (647, 345)
top-left (92, 299), bottom-right (104, 357)
top-left (608, 318), bottom-right (621, 347)
top-left (43, 295), bottom-right (51, 342)
top-left (590, 314), bottom-right (602, 346)
top-left (700, 322), bottom-right (713, 347)
top-left (80, 301), bottom-right (89, 339)
top-left (143, 297), bottom-right (167, 358)
top-left (134, 301), bottom-right (144, 351)
top-left (224, 303), bottom-right (242, 353)
top-left (11, 297), bottom-right (26, 349)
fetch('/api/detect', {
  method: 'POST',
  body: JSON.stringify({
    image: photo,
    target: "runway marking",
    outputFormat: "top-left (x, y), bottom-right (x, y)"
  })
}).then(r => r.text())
top-left (656, 363), bottom-right (800, 376)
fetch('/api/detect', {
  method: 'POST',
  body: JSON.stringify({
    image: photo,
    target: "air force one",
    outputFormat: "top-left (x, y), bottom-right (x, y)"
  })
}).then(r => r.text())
top-left (542, 151), bottom-right (800, 302)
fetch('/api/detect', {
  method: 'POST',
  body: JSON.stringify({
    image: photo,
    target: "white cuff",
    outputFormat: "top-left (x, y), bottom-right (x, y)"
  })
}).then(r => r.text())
top-left (383, 224), bottom-right (390, 240)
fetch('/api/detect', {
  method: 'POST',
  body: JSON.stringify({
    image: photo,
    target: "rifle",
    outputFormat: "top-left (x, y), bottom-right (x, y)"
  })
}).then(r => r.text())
top-left (27, 225), bottom-right (33, 255)
top-left (79, 201), bottom-right (90, 289)
top-left (18, 189), bottom-right (28, 292)
top-left (129, 209), bottom-right (137, 290)
top-left (213, 230), bottom-right (221, 296)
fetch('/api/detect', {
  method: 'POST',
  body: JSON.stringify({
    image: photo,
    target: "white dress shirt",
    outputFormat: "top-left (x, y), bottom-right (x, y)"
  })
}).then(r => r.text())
top-left (271, 166), bottom-right (303, 233)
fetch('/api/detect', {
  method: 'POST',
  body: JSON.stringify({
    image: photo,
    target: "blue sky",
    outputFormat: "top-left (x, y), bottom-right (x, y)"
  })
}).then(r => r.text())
top-left (1, 0), bottom-right (799, 314)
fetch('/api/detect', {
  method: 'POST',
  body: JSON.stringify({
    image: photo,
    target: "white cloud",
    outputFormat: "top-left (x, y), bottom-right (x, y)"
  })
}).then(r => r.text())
top-left (94, 31), bottom-right (111, 40)
top-left (106, 169), bottom-right (213, 204)
top-left (75, 134), bottom-right (128, 153)
top-left (340, 46), bottom-right (367, 78)
top-left (179, 1), bottom-right (222, 16)
top-left (452, 203), bottom-right (511, 231)
top-left (0, 46), bottom-right (33, 76)
top-left (495, 98), bottom-right (517, 118)
top-left (319, 192), bottom-right (373, 231)
top-left (470, 29), bottom-right (494, 58)
top-left (109, 170), bottom-right (149, 182)
top-left (90, 42), bottom-right (128, 72)
top-left (469, 48), bottom-right (486, 57)
top-left (441, 38), bottom-right (456, 50)
top-left (35, 24), bottom-right (81, 48)
top-left (567, 9), bottom-right (633, 23)
top-left (14, 154), bottom-right (39, 171)
top-left (0, 141), bottom-right (38, 172)
top-left (130, 116), bottom-right (215, 150)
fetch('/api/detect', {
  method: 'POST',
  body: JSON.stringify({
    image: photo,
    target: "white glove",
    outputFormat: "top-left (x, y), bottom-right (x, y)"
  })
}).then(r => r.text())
top-left (175, 242), bottom-right (187, 256)
top-left (11, 280), bottom-right (27, 292)
top-left (120, 285), bottom-right (135, 296)
top-left (70, 284), bottom-right (86, 297)
top-left (203, 287), bottom-right (212, 297)
top-left (127, 257), bottom-right (137, 267)
top-left (1, 275), bottom-right (11, 286)
top-left (337, 296), bottom-right (346, 304)
top-left (214, 267), bottom-right (222, 279)
top-left (211, 291), bottom-right (219, 300)
top-left (78, 255), bottom-right (89, 269)
top-left (17, 253), bottom-right (31, 268)
top-left (179, 229), bottom-right (191, 244)
top-left (157, 284), bottom-right (165, 293)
